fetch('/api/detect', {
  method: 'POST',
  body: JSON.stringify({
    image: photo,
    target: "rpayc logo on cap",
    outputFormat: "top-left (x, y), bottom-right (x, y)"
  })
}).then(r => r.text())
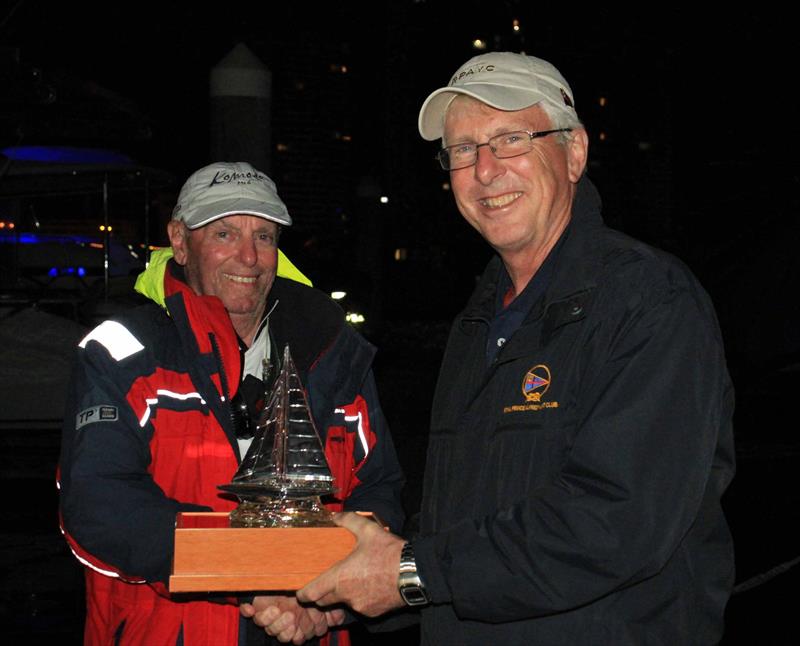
top-left (450, 64), bottom-right (496, 86)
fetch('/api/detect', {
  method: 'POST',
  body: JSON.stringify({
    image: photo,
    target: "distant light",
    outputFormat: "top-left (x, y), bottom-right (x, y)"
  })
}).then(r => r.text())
top-left (48, 267), bottom-right (57, 277)
top-left (276, 143), bottom-right (289, 152)
top-left (638, 142), bottom-right (652, 151)
top-left (89, 242), bottom-right (104, 249)
top-left (346, 312), bottom-right (365, 325)
top-left (441, 182), bottom-right (450, 191)
top-left (99, 225), bottom-right (113, 232)
top-left (380, 196), bottom-right (389, 204)
top-left (1, 146), bottom-right (133, 165)
top-left (472, 39), bottom-right (487, 50)
top-left (512, 19), bottom-right (521, 32)
top-left (331, 291), bottom-right (347, 300)
top-left (394, 248), bottom-right (408, 261)
top-left (599, 132), bottom-right (607, 141)
top-left (599, 96), bottom-right (607, 107)
top-left (77, 267), bottom-right (86, 277)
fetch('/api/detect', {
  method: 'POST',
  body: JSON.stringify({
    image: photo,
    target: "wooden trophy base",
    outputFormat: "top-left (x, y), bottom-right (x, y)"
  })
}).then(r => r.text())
top-left (169, 512), bottom-right (358, 593)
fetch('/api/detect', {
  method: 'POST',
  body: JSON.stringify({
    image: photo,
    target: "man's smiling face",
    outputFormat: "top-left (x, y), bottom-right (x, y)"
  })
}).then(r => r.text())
top-left (169, 214), bottom-right (278, 340)
top-left (444, 96), bottom-right (586, 262)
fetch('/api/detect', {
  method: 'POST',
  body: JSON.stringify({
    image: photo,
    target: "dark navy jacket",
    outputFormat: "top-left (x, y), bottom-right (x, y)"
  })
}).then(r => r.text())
top-left (414, 180), bottom-right (735, 645)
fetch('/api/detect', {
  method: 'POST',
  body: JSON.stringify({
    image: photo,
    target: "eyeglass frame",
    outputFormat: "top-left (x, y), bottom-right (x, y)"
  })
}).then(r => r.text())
top-left (436, 128), bottom-right (573, 171)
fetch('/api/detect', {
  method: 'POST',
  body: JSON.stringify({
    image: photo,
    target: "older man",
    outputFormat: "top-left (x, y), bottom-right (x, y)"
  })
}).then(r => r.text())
top-left (58, 162), bottom-right (404, 645)
top-left (299, 52), bottom-right (735, 644)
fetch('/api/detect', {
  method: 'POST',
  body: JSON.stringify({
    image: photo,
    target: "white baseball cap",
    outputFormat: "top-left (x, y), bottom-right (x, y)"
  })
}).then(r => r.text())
top-left (172, 161), bottom-right (292, 229)
top-left (418, 52), bottom-right (577, 141)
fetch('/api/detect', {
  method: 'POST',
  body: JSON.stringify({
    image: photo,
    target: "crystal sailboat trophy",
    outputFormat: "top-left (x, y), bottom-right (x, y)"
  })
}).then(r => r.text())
top-left (219, 345), bottom-right (336, 527)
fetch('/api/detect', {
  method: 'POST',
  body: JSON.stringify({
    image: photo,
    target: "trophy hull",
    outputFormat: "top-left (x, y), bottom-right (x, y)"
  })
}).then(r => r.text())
top-left (218, 478), bottom-right (334, 500)
top-left (218, 479), bottom-right (337, 528)
top-left (228, 497), bottom-right (335, 528)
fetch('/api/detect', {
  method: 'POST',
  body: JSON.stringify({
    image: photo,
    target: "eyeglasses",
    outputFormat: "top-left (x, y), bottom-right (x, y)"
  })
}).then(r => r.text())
top-left (436, 128), bottom-right (572, 171)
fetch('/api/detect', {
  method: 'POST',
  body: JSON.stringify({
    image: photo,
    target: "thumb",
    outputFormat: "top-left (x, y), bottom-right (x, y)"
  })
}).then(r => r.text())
top-left (332, 511), bottom-right (378, 537)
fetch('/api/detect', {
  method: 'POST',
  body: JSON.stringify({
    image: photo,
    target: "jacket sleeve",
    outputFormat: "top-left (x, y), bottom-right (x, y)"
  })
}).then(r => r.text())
top-left (339, 369), bottom-right (406, 535)
top-left (58, 335), bottom-right (209, 585)
top-left (414, 263), bottom-right (735, 620)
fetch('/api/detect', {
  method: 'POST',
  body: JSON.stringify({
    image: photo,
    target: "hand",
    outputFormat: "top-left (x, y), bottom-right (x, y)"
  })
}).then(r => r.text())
top-left (240, 594), bottom-right (345, 644)
top-left (297, 511), bottom-right (406, 617)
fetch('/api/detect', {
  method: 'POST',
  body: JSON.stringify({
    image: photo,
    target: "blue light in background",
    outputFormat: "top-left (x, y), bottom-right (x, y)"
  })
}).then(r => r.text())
top-left (0, 232), bottom-right (95, 245)
top-left (1, 146), bottom-right (134, 165)
top-left (45, 266), bottom-right (88, 277)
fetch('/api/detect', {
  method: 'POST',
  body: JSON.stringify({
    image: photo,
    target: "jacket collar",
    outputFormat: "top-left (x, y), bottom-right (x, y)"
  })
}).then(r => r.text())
top-left (162, 261), bottom-right (242, 402)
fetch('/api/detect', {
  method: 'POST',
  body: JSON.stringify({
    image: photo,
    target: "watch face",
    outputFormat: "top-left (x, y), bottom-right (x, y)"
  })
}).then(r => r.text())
top-left (400, 585), bottom-right (430, 607)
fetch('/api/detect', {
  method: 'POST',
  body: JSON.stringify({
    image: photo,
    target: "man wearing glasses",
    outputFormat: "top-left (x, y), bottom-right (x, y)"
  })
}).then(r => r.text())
top-left (298, 52), bottom-right (735, 645)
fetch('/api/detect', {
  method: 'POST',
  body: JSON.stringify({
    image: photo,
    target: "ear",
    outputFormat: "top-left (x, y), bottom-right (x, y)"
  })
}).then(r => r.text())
top-left (566, 128), bottom-right (589, 183)
top-left (167, 220), bottom-right (189, 265)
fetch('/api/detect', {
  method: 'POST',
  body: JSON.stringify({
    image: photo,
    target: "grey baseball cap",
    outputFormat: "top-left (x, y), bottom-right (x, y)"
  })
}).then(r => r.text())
top-left (172, 161), bottom-right (292, 229)
top-left (418, 52), bottom-right (577, 141)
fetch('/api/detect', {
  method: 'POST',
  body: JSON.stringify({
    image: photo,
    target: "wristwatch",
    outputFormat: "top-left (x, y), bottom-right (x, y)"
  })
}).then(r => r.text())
top-left (398, 541), bottom-right (430, 607)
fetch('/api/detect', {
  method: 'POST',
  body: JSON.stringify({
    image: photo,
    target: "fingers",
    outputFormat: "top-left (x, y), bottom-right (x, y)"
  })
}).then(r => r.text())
top-left (245, 595), bottom-right (338, 644)
top-left (326, 608), bottom-right (346, 627)
top-left (299, 606), bottom-right (330, 638)
top-left (296, 563), bottom-right (339, 605)
top-left (254, 607), bottom-right (302, 642)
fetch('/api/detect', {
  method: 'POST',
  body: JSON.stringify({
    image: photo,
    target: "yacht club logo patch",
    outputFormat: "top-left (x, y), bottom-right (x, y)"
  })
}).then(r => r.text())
top-left (503, 364), bottom-right (559, 413)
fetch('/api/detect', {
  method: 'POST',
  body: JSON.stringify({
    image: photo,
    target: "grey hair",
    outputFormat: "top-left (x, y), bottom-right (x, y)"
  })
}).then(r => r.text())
top-left (539, 102), bottom-right (584, 145)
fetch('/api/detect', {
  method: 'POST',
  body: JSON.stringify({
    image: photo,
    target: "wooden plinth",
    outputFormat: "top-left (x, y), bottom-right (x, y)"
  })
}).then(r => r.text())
top-left (169, 512), bottom-right (357, 593)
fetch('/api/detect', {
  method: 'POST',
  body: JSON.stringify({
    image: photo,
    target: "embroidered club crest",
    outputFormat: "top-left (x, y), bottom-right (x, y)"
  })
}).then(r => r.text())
top-left (522, 364), bottom-right (551, 402)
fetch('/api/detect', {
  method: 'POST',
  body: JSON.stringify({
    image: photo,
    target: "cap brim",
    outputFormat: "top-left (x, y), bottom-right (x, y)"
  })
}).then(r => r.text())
top-left (183, 198), bottom-right (292, 229)
top-left (418, 85), bottom-right (546, 141)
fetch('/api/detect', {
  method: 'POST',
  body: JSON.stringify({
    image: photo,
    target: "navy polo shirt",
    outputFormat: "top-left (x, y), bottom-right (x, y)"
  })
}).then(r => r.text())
top-left (486, 235), bottom-right (565, 364)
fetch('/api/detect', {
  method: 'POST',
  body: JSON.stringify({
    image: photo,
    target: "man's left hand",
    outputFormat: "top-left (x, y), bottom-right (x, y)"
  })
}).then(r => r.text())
top-left (297, 512), bottom-right (406, 617)
top-left (240, 594), bottom-right (345, 644)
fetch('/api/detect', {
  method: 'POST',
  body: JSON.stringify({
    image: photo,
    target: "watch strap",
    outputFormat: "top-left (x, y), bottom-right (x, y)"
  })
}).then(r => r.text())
top-left (398, 541), bottom-right (430, 607)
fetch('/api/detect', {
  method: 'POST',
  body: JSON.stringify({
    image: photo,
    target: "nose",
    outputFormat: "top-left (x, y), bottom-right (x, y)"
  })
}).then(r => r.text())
top-left (473, 144), bottom-right (505, 186)
top-left (236, 236), bottom-right (258, 267)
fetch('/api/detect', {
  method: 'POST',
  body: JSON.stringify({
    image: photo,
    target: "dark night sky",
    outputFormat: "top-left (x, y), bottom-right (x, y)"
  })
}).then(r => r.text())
top-left (3, 2), bottom-right (798, 369)
top-left (7, 3), bottom-right (791, 171)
